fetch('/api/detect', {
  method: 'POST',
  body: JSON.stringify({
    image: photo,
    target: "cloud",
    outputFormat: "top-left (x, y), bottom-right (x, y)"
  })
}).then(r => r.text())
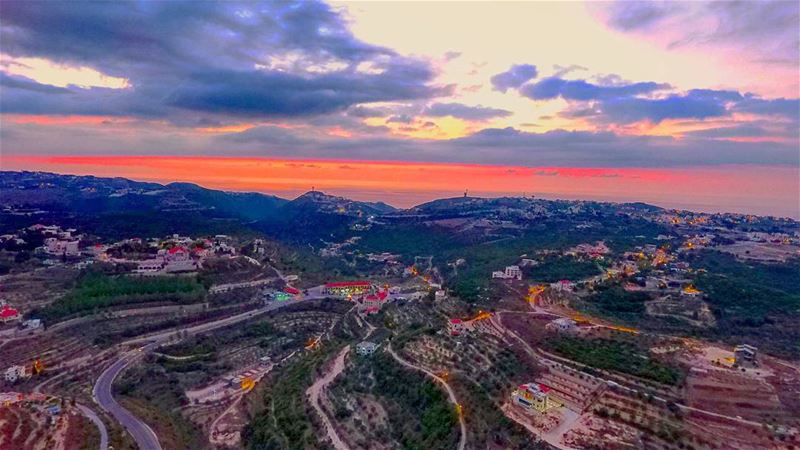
top-left (423, 102), bottom-right (512, 120)
top-left (0, 73), bottom-right (72, 94)
top-left (218, 126), bottom-right (310, 146)
top-left (490, 64), bottom-right (538, 92)
top-left (594, 1), bottom-right (800, 66)
top-left (520, 77), bottom-right (798, 125)
top-left (601, 2), bottom-right (681, 31)
top-left (520, 77), bottom-right (670, 101)
top-left (0, 1), bottom-right (447, 119)
top-left (4, 118), bottom-right (798, 168)
top-left (683, 125), bottom-right (768, 139)
top-left (386, 114), bottom-right (414, 124)
top-left (347, 105), bottom-right (386, 118)
top-left (597, 94), bottom-right (729, 124)
top-left (735, 97), bottom-right (800, 119)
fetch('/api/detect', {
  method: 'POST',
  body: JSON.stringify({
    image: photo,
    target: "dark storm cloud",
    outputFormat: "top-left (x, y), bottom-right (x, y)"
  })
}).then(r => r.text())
top-left (0, 0), bottom-right (445, 119)
top-left (423, 102), bottom-right (512, 120)
top-left (520, 77), bottom-right (670, 101)
top-left (490, 64), bottom-right (538, 92)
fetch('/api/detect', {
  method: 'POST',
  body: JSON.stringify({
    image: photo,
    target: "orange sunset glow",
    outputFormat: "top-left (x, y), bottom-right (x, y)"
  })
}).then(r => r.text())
top-left (3, 155), bottom-right (797, 218)
top-left (0, 1), bottom-right (798, 217)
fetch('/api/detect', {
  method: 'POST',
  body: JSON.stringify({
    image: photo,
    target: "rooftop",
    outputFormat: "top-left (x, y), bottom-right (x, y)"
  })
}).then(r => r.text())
top-left (325, 281), bottom-right (372, 287)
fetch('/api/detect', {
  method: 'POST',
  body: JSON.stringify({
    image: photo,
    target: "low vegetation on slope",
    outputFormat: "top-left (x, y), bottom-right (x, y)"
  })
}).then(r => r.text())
top-left (522, 255), bottom-right (603, 283)
top-left (243, 344), bottom-right (345, 450)
top-left (35, 271), bottom-right (206, 321)
top-left (545, 337), bottom-right (685, 386)
top-left (330, 351), bottom-right (460, 450)
top-left (688, 250), bottom-right (800, 358)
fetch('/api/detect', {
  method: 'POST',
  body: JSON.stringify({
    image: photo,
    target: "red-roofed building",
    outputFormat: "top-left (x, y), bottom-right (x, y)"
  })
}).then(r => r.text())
top-left (358, 289), bottom-right (389, 314)
top-left (284, 286), bottom-right (301, 296)
top-left (0, 305), bottom-right (21, 323)
top-left (167, 246), bottom-right (188, 258)
top-left (323, 280), bottom-right (373, 297)
top-left (512, 382), bottom-right (552, 412)
top-left (449, 318), bottom-right (470, 336)
top-left (362, 306), bottom-right (380, 315)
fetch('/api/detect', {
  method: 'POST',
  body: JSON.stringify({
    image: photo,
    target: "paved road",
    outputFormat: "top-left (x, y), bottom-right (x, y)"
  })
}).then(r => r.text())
top-left (123, 295), bottom-right (309, 346)
top-left (76, 403), bottom-right (109, 450)
top-left (94, 295), bottom-right (316, 449)
top-left (387, 344), bottom-right (467, 450)
top-left (94, 344), bottom-right (162, 450)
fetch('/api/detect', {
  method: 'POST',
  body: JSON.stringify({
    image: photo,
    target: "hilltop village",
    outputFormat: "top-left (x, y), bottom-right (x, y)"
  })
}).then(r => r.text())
top-left (1, 172), bottom-right (799, 450)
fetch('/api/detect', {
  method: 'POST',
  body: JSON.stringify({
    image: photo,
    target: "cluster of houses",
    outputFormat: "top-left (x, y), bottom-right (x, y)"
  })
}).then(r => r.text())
top-left (319, 237), bottom-right (360, 257)
top-left (134, 246), bottom-right (201, 275)
top-left (122, 234), bottom-right (235, 275)
top-left (24, 224), bottom-right (84, 257)
top-left (0, 299), bottom-right (42, 333)
top-left (565, 241), bottom-right (610, 260)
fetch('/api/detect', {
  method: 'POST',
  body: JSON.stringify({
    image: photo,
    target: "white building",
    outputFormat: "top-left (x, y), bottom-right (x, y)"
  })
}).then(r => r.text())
top-left (356, 341), bottom-right (379, 356)
top-left (434, 290), bottom-right (447, 301)
top-left (23, 319), bottom-right (42, 330)
top-left (44, 238), bottom-right (81, 256)
top-left (547, 318), bottom-right (577, 333)
top-left (492, 265), bottom-right (522, 281)
top-left (5, 365), bottom-right (29, 383)
top-left (549, 280), bottom-right (575, 292)
top-left (734, 344), bottom-right (758, 367)
top-left (135, 259), bottom-right (165, 275)
top-left (505, 265), bottom-right (522, 280)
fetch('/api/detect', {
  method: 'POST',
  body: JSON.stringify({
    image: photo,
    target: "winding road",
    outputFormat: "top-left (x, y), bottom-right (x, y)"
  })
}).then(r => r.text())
top-left (76, 403), bottom-right (110, 450)
top-left (94, 345), bottom-right (162, 450)
top-left (387, 343), bottom-right (467, 450)
top-left (93, 296), bottom-right (315, 450)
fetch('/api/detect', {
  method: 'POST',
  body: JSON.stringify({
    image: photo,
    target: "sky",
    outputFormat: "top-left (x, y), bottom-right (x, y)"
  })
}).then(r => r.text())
top-left (0, 1), bottom-right (798, 217)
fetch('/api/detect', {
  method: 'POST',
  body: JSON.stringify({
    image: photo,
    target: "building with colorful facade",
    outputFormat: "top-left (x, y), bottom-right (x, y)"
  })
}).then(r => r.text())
top-left (512, 383), bottom-right (552, 412)
top-left (323, 281), bottom-right (373, 297)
